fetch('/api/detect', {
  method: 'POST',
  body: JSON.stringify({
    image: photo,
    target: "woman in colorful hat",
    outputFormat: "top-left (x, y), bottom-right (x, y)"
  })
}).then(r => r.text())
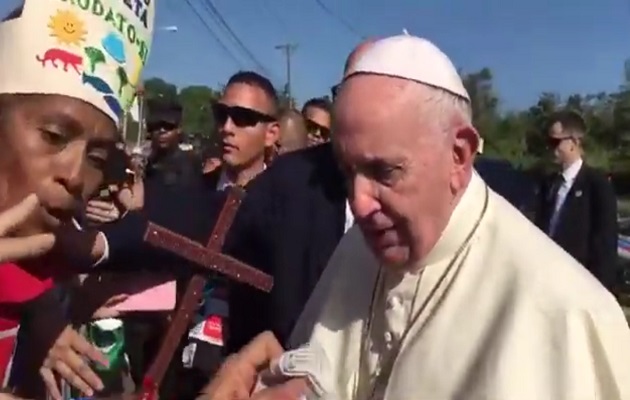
top-left (0, 0), bottom-right (154, 397)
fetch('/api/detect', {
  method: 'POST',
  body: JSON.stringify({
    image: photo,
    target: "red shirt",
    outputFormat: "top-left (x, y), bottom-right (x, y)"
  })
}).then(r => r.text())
top-left (0, 262), bottom-right (54, 383)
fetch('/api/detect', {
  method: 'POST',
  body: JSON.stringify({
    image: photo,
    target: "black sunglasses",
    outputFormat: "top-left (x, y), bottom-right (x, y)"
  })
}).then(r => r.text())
top-left (547, 136), bottom-right (573, 148)
top-left (306, 119), bottom-right (331, 141)
top-left (147, 120), bottom-right (178, 134)
top-left (212, 103), bottom-right (276, 128)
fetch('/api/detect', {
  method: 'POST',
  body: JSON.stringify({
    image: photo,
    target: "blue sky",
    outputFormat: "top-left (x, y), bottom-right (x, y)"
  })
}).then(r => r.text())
top-left (2, 0), bottom-right (629, 110)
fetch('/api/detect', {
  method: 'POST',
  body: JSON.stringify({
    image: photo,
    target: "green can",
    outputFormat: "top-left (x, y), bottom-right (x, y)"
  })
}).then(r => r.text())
top-left (66, 318), bottom-right (128, 398)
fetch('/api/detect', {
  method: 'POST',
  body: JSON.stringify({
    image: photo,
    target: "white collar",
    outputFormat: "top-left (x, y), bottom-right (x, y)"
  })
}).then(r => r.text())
top-left (562, 158), bottom-right (583, 182)
top-left (216, 164), bottom-right (266, 190)
top-left (421, 171), bottom-right (487, 267)
top-left (216, 169), bottom-right (233, 191)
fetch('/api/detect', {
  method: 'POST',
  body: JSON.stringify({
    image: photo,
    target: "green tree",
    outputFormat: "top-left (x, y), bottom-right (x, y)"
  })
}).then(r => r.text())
top-left (143, 77), bottom-right (178, 101)
top-left (178, 85), bottom-right (220, 137)
top-left (142, 58), bottom-right (630, 176)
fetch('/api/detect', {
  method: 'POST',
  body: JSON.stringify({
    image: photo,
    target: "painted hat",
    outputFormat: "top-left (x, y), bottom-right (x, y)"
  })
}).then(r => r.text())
top-left (346, 34), bottom-right (470, 102)
top-left (0, 0), bottom-right (156, 127)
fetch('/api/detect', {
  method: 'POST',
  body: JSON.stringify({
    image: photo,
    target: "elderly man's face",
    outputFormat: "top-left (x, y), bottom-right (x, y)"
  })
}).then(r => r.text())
top-left (0, 94), bottom-right (117, 235)
top-left (334, 75), bottom-right (460, 268)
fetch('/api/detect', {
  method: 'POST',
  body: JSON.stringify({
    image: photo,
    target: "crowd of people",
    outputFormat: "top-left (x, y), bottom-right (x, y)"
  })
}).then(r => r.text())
top-left (1, 1), bottom-right (629, 400)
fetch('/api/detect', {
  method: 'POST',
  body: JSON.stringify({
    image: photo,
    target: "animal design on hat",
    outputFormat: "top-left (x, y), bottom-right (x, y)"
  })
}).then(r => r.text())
top-left (0, 0), bottom-right (156, 126)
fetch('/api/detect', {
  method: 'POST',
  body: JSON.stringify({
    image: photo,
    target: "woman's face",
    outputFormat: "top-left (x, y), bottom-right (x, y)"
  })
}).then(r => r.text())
top-left (0, 94), bottom-right (117, 235)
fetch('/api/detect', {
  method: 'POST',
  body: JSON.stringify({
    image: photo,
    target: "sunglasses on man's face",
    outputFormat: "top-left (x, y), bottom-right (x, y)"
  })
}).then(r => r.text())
top-left (212, 103), bottom-right (276, 128)
top-left (547, 136), bottom-right (573, 148)
top-left (147, 121), bottom-right (178, 134)
top-left (306, 119), bottom-right (331, 141)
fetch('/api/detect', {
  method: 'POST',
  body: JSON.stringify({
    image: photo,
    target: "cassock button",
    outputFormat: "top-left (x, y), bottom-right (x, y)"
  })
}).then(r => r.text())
top-left (387, 295), bottom-right (402, 310)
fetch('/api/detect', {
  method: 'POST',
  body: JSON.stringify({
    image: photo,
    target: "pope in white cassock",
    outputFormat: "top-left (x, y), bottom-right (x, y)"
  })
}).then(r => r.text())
top-left (290, 34), bottom-right (630, 400)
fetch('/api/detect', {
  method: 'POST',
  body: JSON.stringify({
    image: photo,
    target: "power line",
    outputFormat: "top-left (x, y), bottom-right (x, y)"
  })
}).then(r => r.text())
top-left (182, 0), bottom-right (243, 67)
top-left (260, 0), bottom-right (290, 37)
top-left (312, 0), bottom-right (362, 38)
top-left (275, 43), bottom-right (298, 107)
top-left (199, 0), bottom-right (272, 76)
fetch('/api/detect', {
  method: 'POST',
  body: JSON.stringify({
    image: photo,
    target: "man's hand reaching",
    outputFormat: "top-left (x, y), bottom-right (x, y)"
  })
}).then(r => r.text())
top-left (197, 331), bottom-right (308, 400)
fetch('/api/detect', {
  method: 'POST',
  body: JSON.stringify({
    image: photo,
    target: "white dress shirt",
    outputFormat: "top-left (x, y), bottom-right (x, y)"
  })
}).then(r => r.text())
top-left (73, 218), bottom-right (109, 267)
top-left (548, 158), bottom-right (583, 235)
top-left (216, 169), bottom-right (234, 191)
top-left (344, 200), bottom-right (354, 233)
top-left (216, 165), bottom-right (267, 191)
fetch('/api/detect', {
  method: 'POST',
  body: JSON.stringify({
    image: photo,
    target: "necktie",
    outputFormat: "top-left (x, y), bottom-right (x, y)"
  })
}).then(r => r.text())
top-left (550, 173), bottom-right (564, 202)
top-left (548, 174), bottom-right (565, 235)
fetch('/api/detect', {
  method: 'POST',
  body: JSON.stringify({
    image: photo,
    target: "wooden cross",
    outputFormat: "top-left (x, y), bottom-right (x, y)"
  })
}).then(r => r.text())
top-left (133, 187), bottom-right (273, 400)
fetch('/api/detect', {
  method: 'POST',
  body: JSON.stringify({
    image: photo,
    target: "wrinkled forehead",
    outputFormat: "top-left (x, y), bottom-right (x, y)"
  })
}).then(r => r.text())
top-left (5, 93), bottom-right (117, 141)
top-left (333, 75), bottom-right (432, 159)
top-left (334, 74), bottom-right (420, 131)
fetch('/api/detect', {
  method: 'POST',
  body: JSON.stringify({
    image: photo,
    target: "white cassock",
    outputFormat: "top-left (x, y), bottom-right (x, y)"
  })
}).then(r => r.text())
top-left (291, 172), bottom-right (630, 400)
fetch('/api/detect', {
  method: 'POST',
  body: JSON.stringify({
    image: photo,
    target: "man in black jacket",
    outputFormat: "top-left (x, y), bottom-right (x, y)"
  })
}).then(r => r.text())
top-left (534, 111), bottom-right (618, 291)
top-left (203, 71), bottom-right (279, 190)
top-left (144, 98), bottom-right (202, 189)
top-left (179, 70), bottom-right (279, 397)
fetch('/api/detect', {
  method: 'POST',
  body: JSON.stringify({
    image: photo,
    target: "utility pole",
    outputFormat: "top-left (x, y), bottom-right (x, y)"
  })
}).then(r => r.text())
top-left (275, 43), bottom-right (298, 108)
top-left (135, 85), bottom-right (145, 148)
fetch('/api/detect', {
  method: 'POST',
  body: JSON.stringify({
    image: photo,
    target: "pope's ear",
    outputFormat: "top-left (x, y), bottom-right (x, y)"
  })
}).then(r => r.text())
top-left (452, 125), bottom-right (479, 166)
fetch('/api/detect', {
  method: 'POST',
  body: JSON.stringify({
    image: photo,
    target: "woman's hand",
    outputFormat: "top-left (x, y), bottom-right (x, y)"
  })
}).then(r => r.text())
top-left (0, 194), bottom-right (55, 263)
top-left (40, 325), bottom-right (106, 400)
top-left (85, 200), bottom-right (120, 224)
top-left (116, 181), bottom-right (144, 211)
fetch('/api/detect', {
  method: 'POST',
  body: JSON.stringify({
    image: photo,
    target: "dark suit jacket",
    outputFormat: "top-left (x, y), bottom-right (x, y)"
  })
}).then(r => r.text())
top-left (534, 164), bottom-right (618, 290)
top-left (145, 147), bottom-right (202, 188)
top-left (225, 143), bottom-right (346, 352)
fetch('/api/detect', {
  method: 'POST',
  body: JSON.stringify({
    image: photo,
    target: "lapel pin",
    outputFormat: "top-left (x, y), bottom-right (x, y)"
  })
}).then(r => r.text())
top-left (575, 190), bottom-right (583, 197)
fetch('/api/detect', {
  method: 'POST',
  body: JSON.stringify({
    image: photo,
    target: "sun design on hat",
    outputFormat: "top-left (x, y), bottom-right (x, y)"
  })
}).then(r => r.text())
top-left (47, 9), bottom-right (87, 47)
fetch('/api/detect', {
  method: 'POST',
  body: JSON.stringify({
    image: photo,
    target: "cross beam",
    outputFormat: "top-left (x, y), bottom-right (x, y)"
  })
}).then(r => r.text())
top-left (143, 224), bottom-right (273, 292)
